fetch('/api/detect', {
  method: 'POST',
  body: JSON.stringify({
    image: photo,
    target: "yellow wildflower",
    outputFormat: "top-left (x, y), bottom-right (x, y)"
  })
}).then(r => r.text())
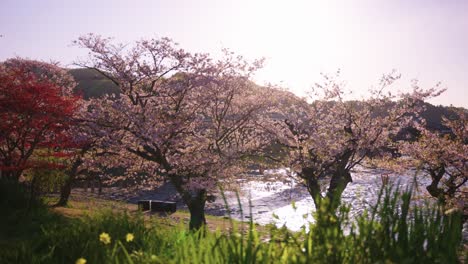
top-left (126, 233), bottom-right (134, 242)
top-left (99, 232), bottom-right (111, 244)
top-left (75, 258), bottom-right (87, 264)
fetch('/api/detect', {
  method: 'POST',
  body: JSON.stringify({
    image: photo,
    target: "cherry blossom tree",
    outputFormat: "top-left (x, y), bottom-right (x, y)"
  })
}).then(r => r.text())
top-left (75, 34), bottom-right (273, 229)
top-left (0, 58), bottom-right (80, 182)
top-left (399, 109), bottom-right (467, 213)
top-left (54, 126), bottom-right (102, 206)
top-left (56, 86), bottom-right (125, 206)
top-left (275, 71), bottom-right (444, 211)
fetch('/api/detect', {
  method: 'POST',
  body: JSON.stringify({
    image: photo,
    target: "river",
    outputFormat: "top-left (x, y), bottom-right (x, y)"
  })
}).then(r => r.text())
top-left (205, 166), bottom-right (440, 231)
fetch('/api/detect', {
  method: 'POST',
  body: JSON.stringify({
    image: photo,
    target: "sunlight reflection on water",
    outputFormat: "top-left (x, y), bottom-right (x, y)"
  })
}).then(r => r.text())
top-left (212, 166), bottom-right (432, 231)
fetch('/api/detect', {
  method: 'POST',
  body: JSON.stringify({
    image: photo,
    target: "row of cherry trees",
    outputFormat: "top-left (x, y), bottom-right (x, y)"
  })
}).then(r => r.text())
top-left (1, 35), bottom-right (466, 229)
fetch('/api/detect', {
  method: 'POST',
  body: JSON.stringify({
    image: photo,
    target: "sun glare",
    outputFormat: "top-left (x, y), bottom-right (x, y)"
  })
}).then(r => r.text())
top-left (228, 0), bottom-right (361, 96)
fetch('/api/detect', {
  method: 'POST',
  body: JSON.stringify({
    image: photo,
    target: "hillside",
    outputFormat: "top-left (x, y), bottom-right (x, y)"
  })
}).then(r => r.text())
top-left (68, 68), bottom-right (119, 99)
top-left (69, 68), bottom-right (464, 132)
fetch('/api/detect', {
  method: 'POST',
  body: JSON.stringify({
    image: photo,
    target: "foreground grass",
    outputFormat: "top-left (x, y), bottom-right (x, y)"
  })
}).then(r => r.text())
top-left (0, 182), bottom-right (466, 263)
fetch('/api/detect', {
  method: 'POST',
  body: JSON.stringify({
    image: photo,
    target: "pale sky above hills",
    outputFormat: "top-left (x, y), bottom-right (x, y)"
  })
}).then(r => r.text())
top-left (1, 0), bottom-right (467, 107)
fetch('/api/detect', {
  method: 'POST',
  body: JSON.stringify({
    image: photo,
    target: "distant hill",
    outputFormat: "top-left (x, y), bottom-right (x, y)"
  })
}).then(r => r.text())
top-left (68, 68), bottom-right (465, 132)
top-left (68, 68), bottom-right (119, 99)
top-left (420, 103), bottom-right (464, 131)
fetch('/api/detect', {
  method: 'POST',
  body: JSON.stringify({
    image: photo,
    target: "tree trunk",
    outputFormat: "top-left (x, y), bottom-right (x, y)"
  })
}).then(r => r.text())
top-left (326, 169), bottom-right (352, 211)
top-left (169, 174), bottom-right (208, 230)
top-left (426, 167), bottom-right (446, 204)
top-left (301, 167), bottom-right (352, 212)
top-left (55, 158), bottom-right (82, 207)
top-left (26, 175), bottom-right (38, 212)
top-left (185, 191), bottom-right (207, 230)
top-left (98, 177), bottom-right (103, 195)
top-left (56, 175), bottom-right (74, 206)
top-left (301, 167), bottom-right (323, 207)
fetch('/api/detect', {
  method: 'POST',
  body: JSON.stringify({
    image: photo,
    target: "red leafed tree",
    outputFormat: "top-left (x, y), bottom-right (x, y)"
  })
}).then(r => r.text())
top-left (0, 59), bottom-right (80, 182)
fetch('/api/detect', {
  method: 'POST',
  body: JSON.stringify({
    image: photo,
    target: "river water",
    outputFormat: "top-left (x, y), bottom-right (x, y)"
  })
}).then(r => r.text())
top-left (103, 165), bottom-right (465, 240)
top-left (205, 166), bottom-right (437, 231)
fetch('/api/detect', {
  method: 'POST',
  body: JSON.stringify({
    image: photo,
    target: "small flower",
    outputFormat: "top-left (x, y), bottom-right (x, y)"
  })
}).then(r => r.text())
top-left (75, 258), bottom-right (87, 264)
top-left (99, 232), bottom-right (111, 244)
top-left (126, 233), bottom-right (134, 242)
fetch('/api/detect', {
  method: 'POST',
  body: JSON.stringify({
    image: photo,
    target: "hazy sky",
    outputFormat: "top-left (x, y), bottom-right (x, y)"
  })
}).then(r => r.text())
top-left (1, 0), bottom-right (467, 107)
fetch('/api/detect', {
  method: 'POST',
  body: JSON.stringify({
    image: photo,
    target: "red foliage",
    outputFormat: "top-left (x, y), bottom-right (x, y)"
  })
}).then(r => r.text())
top-left (0, 60), bottom-right (81, 180)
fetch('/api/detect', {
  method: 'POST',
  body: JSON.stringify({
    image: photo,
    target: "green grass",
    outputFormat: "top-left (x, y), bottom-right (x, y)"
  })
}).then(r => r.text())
top-left (0, 181), bottom-right (465, 263)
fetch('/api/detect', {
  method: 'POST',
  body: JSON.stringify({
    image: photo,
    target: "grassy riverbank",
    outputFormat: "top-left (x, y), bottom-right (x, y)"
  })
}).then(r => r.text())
top-left (0, 181), bottom-right (465, 263)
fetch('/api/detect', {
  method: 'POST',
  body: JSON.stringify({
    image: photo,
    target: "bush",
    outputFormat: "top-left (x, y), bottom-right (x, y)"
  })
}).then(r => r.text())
top-left (0, 179), bottom-right (65, 263)
top-left (0, 179), bottom-right (49, 235)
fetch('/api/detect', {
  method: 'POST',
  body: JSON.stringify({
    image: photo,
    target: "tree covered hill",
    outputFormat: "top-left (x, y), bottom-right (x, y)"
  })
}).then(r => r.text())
top-left (68, 68), bottom-right (119, 99)
top-left (69, 68), bottom-right (464, 132)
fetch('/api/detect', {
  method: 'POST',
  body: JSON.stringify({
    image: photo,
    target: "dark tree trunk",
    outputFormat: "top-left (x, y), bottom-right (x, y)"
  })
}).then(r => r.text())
top-left (426, 167), bottom-right (446, 204)
top-left (301, 167), bottom-right (352, 212)
top-left (185, 191), bottom-right (207, 230)
top-left (426, 183), bottom-right (445, 203)
top-left (90, 177), bottom-right (95, 193)
top-left (56, 175), bottom-right (73, 207)
top-left (326, 169), bottom-right (352, 211)
top-left (301, 167), bottom-right (323, 207)
top-left (55, 158), bottom-right (83, 207)
top-left (169, 174), bottom-right (208, 231)
top-left (98, 177), bottom-right (103, 195)
top-left (26, 175), bottom-right (39, 212)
